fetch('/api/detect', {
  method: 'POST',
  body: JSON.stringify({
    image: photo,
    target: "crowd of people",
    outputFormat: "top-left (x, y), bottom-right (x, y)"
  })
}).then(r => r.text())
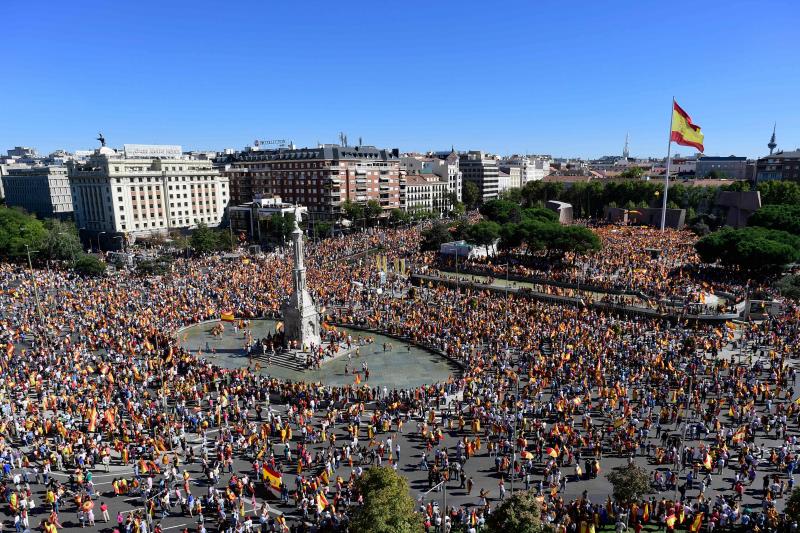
top-left (434, 225), bottom-right (776, 307)
top-left (0, 218), bottom-right (797, 533)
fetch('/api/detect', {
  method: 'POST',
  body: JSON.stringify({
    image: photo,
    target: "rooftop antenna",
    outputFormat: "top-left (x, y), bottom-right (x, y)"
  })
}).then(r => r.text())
top-left (358, 136), bottom-right (363, 146)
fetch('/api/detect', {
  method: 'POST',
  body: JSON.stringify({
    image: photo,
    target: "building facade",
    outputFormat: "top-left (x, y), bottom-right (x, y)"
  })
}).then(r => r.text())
top-left (228, 197), bottom-right (306, 241)
top-left (756, 150), bottom-right (800, 182)
top-left (67, 145), bottom-right (229, 239)
top-left (2, 166), bottom-right (73, 219)
top-left (222, 145), bottom-right (402, 219)
top-left (431, 149), bottom-right (463, 202)
top-left (404, 175), bottom-right (449, 215)
top-left (695, 156), bottom-right (748, 180)
top-left (460, 151), bottom-right (499, 203)
top-left (499, 155), bottom-right (551, 185)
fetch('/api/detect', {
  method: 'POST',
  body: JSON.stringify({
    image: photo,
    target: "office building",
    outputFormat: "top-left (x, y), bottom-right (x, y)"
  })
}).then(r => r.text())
top-left (222, 144), bottom-right (402, 219)
top-left (756, 150), bottom-right (800, 182)
top-left (460, 151), bottom-right (499, 202)
top-left (67, 143), bottom-right (229, 240)
top-left (2, 165), bottom-right (73, 219)
top-left (695, 156), bottom-right (748, 180)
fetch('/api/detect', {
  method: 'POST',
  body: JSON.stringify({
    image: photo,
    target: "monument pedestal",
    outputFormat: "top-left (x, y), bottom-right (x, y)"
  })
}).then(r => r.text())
top-left (281, 289), bottom-right (321, 349)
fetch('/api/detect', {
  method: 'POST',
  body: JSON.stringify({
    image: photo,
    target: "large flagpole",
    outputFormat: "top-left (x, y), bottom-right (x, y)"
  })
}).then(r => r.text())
top-left (660, 97), bottom-right (675, 232)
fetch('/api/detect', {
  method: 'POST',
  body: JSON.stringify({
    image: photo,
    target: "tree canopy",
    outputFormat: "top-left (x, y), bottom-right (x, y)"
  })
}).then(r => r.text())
top-left (464, 220), bottom-right (501, 254)
top-left (342, 200), bottom-right (365, 223)
top-left (42, 219), bottom-right (82, 261)
top-left (73, 254), bottom-right (107, 276)
top-left (748, 204), bottom-right (800, 236)
top-left (695, 226), bottom-right (800, 270)
top-left (0, 207), bottom-right (48, 258)
top-left (485, 489), bottom-right (553, 533)
top-left (606, 463), bottom-right (651, 504)
top-left (757, 180), bottom-right (800, 206)
top-left (364, 199), bottom-right (383, 225)
top-left (479, 199), bottom-right (558, 225)
top-left (462, 181), bottom-right (481, 210)
top-left (472, 202), bottom-right (600, 257)
top-left (420, 222), bottom-right (453, 252)
top-left (349, 467), bottom-right (419, 533)
top-left (618, 166), bottom-right (645, 180)
top-left (190, 222), bottom-right (237, 254)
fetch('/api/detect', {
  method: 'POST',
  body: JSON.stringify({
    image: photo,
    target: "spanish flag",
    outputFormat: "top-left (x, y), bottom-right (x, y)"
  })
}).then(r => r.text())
top-left (670, 101), bottom-right (704, 152)
top-left (221, 311), bottom-right (235, 322)
top-left (316, 492), bottom-right (329, 513)
top-left (88, 407), bottom-right (98, 432)
top-left (688, 512), bottom-right (703, 533)
top-left (262, 465), bottom-right (283, 493)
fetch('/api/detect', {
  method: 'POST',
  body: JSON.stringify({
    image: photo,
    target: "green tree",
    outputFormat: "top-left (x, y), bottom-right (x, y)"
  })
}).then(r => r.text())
top-left (485, 489), bottom-right (553, 533)
top-left (499, 187), bottom-right (523, 204)
top-left (263, 213), bottom-right (296, 246)
top-left (0, 207), bottom-right (47, 258)
top-left (479, 199), bottom-right (522, 224)
top-left (190, 222), bottom-right (220, 254)
top-left (364, 199), bottom-right (383, 226)
top-left (450, 219), bottom-right (470, 241)
top-left (312, 221), bottom-right (332, 239)
top-left (42, 219), bottom-right (82, 261)
top-left (618, 166), bottom-right (645, 180)
top-left (464, 220), bottom-right (501, 256)
top-left (758, 180), bottom-right (800, 206)
top-left (342, 199), bottom-right (365, 223)
top-left (450, 201), bottom-right (466, 217)
top-left (389, 209), bottom-right (410, 226)
top-left (421, 222), bottom-right (453, 252)
top-left (499, 222), bottom-right (525, 251)
top-left (695, 226), bottom-right (800, 270)
top-left (606, 463), bottom-right (651, 504)
top-left (748, 204), bottom-right (800, 235)
top-left (215, 227), bottom-right (235, 251)
top-left (462, 181), bottom-right (481, 210)
top-left (73, 254), bottom-right (107, 276)
top-left (349, 467), bottom-right (420, 533)
top-left (553, 225), bottom-right (602, 255)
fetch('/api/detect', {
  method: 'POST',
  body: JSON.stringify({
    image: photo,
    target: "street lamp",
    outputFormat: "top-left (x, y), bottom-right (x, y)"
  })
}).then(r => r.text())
top-left (19, 227), bottom-right (47, 347)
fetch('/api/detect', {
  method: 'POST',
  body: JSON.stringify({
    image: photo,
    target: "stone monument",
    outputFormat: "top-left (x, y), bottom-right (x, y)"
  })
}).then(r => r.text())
top-left (281, 207), bottom-right (321, 350)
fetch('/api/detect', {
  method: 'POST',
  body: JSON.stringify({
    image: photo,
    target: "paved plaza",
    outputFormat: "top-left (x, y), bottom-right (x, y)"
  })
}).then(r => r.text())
top-left (179, 319), bottom-right (459, 389)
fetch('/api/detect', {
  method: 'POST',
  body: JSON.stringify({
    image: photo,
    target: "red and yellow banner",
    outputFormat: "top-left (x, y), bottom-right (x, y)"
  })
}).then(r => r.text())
top-left (671, 101), bottom-right (704, 152)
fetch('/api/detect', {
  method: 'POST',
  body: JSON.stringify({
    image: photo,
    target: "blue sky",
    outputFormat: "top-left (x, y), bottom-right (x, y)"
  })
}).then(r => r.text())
top-left (4, 0), bottom-right (799, 158)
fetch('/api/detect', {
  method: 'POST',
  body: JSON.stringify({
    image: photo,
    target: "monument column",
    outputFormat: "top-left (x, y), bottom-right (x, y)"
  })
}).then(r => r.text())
top-left (281, 208), bottom-right (321, 350)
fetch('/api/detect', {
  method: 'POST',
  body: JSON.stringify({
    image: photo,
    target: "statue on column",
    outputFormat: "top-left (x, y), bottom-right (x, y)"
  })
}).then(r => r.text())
top-left (280, 206), bottom-right (321, 352)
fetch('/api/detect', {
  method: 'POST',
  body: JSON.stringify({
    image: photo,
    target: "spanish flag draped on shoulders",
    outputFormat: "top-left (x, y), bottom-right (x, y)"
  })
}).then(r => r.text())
top-left (688, 511), bottom-right (704, 533)
top-left (670, 101), bottom-right (704, 152)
